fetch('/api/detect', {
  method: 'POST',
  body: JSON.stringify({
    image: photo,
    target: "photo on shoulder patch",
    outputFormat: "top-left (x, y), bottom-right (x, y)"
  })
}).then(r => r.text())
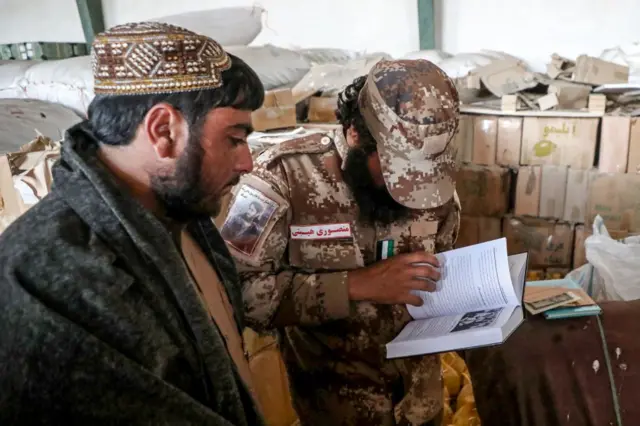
top-left (220, 185), bottom-right (279, 256)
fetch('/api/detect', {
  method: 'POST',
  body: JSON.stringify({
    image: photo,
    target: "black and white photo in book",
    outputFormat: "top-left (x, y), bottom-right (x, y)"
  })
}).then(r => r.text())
top-left (450, 308), bottom-right (504, 333)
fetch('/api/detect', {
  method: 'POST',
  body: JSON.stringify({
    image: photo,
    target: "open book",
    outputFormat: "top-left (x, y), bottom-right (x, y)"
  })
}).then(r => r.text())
top-left (386, 238), bottom-right (528, 359)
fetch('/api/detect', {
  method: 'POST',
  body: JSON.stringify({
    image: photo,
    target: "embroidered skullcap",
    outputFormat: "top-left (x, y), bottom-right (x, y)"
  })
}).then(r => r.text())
top-left (91, 21), bottom-right (232, 96)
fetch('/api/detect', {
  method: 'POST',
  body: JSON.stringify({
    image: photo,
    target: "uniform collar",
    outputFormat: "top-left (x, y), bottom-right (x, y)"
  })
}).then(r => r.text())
top-left (333, 130), bottom-right (350, 170)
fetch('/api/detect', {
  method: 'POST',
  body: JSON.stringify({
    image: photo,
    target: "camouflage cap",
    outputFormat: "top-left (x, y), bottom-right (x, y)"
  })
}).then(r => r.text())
top-left (358, 59), bottom-right (460, 209)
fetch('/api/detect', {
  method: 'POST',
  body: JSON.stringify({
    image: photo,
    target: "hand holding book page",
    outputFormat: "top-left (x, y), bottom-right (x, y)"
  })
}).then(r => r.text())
top-left (407, 238), bottom-right (519, 320)
top-left (385, 239), bottom-right (528, 358)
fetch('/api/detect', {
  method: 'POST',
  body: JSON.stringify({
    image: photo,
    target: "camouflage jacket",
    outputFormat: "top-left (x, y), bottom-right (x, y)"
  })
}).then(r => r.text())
top-left (218, 132), bottom-right (460, 426)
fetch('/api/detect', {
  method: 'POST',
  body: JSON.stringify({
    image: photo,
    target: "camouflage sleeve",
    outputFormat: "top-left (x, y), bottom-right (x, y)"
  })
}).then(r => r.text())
top-left (435, 190), bottom-right (461, 253)
top-left (218, 164), bottom-right (350, 332)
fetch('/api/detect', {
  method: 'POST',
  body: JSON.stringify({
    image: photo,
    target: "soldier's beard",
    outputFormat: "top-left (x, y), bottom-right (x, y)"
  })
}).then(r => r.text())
top-left (342, 146), bottom-right (411, 226)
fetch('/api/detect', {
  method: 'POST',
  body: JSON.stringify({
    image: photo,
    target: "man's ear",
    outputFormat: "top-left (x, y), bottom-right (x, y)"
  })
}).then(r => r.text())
top-left (346, 125), bottom-right (360, 148)
top-left (143, 103), bottom-right (188, 160)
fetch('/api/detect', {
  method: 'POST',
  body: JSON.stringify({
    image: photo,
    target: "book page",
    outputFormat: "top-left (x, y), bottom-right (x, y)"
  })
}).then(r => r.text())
top-left (386, 305), bottom-right (524, 358)
top-left (396, 307), bottom-right (506, 341)
top-left (508, 253), bottom-right (528, 302)
top-left (407, 238), bottom-right (519, 320)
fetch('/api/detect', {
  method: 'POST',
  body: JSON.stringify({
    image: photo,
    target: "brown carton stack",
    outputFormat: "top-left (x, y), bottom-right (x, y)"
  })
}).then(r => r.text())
top-left (454, 115), bottom-right (513, 250)
top-left (572, 115), bottom-right (640, 267)
top-left (454, 112), bottom-right (604, 278)
top-left (307, 96), bottom-right (338, 123)
top-left (503, 216), bottom-right (574, 279)
top-left (585, 172), bottom-right (640, 231)
top-left (251, 88), bottom-right (297, 132)
top-left (454, 164), bottom-right (509, 248)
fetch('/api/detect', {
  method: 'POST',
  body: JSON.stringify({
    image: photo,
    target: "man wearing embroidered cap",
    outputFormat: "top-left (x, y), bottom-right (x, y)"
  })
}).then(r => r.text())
top-left (219, 59), bottom-right (461, 425)
top-left (0, 22), bottom-right (265, 425)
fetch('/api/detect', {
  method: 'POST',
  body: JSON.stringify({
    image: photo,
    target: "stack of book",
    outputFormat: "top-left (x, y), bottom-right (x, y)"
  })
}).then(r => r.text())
top-left (524, 278), bottom-right (601, 319)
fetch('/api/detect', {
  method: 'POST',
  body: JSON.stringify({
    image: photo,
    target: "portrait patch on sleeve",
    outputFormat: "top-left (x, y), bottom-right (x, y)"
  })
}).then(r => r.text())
top-left (219, 176), bottom-right (289, 265)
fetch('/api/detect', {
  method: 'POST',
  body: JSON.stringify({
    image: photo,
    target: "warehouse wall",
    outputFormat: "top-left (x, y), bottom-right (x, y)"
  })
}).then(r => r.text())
top-left (1, 0), bottom-right (638, 68)
top-left (0, 0), bottom-right (420, 58)
top-left (440, 0), bottom-right (640, 71)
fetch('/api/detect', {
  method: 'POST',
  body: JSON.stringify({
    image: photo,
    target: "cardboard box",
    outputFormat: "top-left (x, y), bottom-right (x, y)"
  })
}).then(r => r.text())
top-left (251, 88), bottom-right (297, 131)
top-left (573, 55), bottom-right (630, 86)
top-left (0, 137), bottom-right (60, 233)
top-left (626, 118), bottom-right (640, 174)
top-left (455, 165), bottom-right (511, 217)
top-left (307, 96), bottom-right (338, 123)
top-left (454, 115), bottom-right (474, 164)
top-left (514, 166), bottom-right (541, 217)
top-left (539, 165), bottom-right (568, 219)
top-left (514, 165), bottom-right (568, 219)
top-left (520, 117), bottom-right (599, 169)
top-left (496, 117), bottom-right (522, 166)
top-left (470, 59), bottom-right (537, 97)
top-left (563, 168), bottom-right (589, 223)
top-left (573, 225), bottom-right (588, 268)
top-left (545, 268), bottom-right (570, 280)
top-left (455, 216), bottom-right (502, 248)
top-left (503, 216), bottom-right (574, 268)
top-left (547, 81), bottom-right (591, 109)
top-left (586, 172), bottom-right (640, 232)
top-left (472, 116), bottom-right (498, 165)
top-left (599, 116), bottom-right (631, 173)
top-left (527, 269), bottom-right (546, 282)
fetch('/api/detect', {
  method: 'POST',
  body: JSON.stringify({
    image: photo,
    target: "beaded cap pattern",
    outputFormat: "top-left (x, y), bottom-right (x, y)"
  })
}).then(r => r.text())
top-left (91, 22), bottom-right (232, 95)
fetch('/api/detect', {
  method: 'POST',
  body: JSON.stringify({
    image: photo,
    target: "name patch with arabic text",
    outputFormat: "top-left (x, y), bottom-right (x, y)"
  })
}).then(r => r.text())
top-left (290, 223), bottom-right (352, 240)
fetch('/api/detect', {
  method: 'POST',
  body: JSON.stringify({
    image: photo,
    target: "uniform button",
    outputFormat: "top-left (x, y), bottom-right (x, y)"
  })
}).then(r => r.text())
top-left (321, 136), bottom-right (331, 145)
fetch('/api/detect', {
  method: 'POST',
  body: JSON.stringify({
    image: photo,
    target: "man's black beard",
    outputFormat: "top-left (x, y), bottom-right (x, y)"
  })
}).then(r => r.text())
top-left (150, 132), bottom-right (213, 223)
top-left (342, 146), bottom-right (411, 226)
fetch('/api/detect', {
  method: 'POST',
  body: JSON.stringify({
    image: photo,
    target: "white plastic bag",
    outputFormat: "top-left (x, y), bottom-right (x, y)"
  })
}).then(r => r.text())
top-left (600, 42), bottom-right (640, 84)
top-left (582, 215), bottom-right (640, 301)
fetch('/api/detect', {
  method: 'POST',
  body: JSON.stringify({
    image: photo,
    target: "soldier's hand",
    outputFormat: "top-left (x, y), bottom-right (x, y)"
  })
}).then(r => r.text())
top-left (347, 252), bottom-right (441, 306)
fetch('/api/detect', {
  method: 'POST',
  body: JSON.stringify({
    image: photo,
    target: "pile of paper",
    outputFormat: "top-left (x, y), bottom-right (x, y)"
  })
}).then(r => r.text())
top-left (459, 54), bottom-right (630, 113)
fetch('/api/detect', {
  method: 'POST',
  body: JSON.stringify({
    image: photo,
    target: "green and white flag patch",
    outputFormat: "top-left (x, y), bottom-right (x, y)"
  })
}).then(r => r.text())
top-left (376, 239), bottom-right (395, 260)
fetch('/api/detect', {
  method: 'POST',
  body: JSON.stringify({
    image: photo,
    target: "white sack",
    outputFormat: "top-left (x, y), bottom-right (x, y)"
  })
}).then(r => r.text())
top-left (150, 6), bottom-right (264, 47)
top-left (0, 60), bottom-right (32, 99)
top-left (600, 42), bottom-right (640, 84)
top-left (401, 49), bottom-right (452, 64)
top-left (227, 44), bottom-right (311, 89)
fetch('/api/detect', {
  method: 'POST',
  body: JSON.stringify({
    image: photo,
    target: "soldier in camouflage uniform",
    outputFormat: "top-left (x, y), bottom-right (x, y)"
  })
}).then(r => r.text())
top-left (218, 60), bottom-right (461, 425)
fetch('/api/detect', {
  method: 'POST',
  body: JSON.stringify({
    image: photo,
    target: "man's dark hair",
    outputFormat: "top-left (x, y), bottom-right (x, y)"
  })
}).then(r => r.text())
top-left (335, 75), bottom-right (375, 153)
top-left (248, 201), bottom-right (263, 215)
top-left (87, 54), bottom-right (264, 146)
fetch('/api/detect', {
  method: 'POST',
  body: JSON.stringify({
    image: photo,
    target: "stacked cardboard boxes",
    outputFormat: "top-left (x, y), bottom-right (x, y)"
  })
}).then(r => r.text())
top-left (454, 112), bottom-right (603, 279)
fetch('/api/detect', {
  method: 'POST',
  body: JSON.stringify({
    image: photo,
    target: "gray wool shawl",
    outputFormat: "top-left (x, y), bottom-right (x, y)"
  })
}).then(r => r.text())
top-left (0, 122), bottom-right (263, 426)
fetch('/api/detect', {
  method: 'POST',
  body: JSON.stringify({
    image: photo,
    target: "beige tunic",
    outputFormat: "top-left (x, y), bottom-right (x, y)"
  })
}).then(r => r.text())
top-left (179, 231), bottom-right (257, 403)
